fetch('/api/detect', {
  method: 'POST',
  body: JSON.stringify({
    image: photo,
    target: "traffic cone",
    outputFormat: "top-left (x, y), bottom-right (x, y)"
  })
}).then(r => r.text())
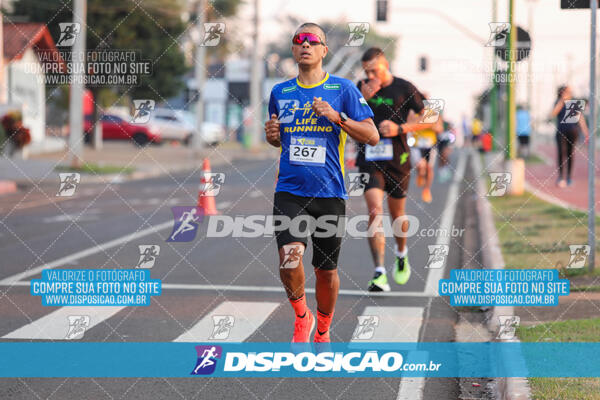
top-left (197, 158), bottom-right (218, 215)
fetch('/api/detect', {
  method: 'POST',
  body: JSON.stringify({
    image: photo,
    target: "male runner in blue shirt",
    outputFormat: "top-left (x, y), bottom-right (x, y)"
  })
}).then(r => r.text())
top-left (264, 23), bottom-right (378, 343)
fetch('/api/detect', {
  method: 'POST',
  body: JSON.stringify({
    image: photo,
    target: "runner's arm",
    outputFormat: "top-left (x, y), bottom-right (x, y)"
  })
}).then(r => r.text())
top-left (550, 99), bottom-right (564, 118)
top-left (312, 96), bottom-right (378, 145)
top-left (341, 117), bottom-right (379, 145)
top-left (397, 84), bottom-right (438, 133)
top-left (358, 79), bottom-right (381, 101)
top-left (266, 92), bottom-right (281, 147)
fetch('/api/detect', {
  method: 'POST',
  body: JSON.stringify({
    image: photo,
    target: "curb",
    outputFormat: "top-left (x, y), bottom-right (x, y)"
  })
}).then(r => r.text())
top-left (471, 150), bottom-right (532, 400)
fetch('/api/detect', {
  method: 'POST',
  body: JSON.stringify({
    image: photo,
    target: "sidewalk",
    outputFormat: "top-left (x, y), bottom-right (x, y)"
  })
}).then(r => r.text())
top-left (0, 141), bottom-right (278, 188)
top-left (526, 142), bottom-right (600, 213)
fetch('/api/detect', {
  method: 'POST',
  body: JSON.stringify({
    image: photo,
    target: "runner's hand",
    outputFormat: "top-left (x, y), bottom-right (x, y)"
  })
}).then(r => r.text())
top-left (265, 114), bottom-right (281, 146)
top-left (361, 78), bottom-right (381, 100)
top-left (312, 97), bottom-right (340, 124)
top-left (379, 120), bottom-right (400, 137)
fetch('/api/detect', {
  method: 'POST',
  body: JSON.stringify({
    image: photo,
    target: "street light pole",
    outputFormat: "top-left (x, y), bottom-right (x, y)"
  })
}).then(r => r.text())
top-left (68, 0), bottom-right (86, 168)
top-left (491, 0), bottom-right (498, 151)
top-left (193, 0), bottom-right (206, 153)
top-left (248, 0), bottom-right (262, 149)
top-left (506, 0), bottom-right (516, 161)
top-left (527, 0), bottom-right (536, 128)
top-left (588, 0), bottom-right (597, 272)
top-left (0, 0), bottom-right (5, 105)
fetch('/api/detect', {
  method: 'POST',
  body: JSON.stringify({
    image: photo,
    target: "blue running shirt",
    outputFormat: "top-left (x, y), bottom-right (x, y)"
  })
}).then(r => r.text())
top-left (268, 73), bottom-right (374, 199)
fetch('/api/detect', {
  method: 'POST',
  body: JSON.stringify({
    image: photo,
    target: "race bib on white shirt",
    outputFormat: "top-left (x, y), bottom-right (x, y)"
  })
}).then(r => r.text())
top-left (289, 136), bottom-right (327, 166)
top-left (365, 138), bottom-right (393, 161)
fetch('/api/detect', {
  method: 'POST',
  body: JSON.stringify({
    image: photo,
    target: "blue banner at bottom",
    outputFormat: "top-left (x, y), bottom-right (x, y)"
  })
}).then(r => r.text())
top-left (1, 342), bottom-right (599, 377)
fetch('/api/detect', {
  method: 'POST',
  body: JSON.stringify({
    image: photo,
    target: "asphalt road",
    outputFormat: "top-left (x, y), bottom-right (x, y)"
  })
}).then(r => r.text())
top-left (0, 148), bottom-right (474, 400)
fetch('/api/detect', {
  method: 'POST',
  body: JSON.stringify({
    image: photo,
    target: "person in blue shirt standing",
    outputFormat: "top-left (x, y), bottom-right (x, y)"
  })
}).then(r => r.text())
top-left (516, 104), bottom-right (531, 158)
top-left (264, 23), bottom-right (378, 343)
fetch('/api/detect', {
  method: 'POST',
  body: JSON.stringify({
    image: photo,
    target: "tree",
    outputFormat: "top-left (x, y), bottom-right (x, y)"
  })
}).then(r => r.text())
top-left (10, 0), bottom-right (188, 101)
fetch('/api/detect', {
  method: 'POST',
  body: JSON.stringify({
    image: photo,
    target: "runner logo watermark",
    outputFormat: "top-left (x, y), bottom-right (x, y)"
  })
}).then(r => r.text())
top-left (202, 173), bottom-right (225, 196)
top-left (191, 345), bottom-right (222, 375)
top-left (561, 100), bottom-right (586, 124)
top-left (202, 23), bottom-right (225, 46)
top-left (57, 23), bottom-right (80, 47)
top-left (566, 245), bottom-right (590, 269)
top-left (421, 99), bottom-right (445, 123)
top-left (209, 316), bottom-right (235, 340)
top-left (487, 173), bottom-right (511, 196)
top-left (496, 315), bottom-right (520, 340)
top-left (131, 100), bottom-right (155, 124)
top-left (280, 244), bottom-right (304, 269)
top-left (346, 23), bottom-right (370, 46)
top-left (65, 315), bottom-right (90, 340)
top-left (352, 315), bottom-right (379, 340)
top-left (278, 100), bottom-right (299, 123)
top-left (347, 172), bottom-right (369, 196)
top-left (167, 207), bottom-right (202, 242)
top-left (137, 245), bottom-right (160, 268)
top-left (425, 245), bottom-right (449, 269)
top-left (485, 22), bottom-right (510, 47)
top-left (57, 173), bottom-right (80, 197)
top-left (206, 214), bottom-right (464, 239)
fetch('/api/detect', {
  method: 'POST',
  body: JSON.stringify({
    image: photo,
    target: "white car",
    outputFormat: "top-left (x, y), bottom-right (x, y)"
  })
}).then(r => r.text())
top-left (149, 108), bottom-right (225, 146)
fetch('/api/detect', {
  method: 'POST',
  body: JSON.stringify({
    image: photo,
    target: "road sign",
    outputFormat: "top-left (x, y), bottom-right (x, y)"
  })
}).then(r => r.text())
top-left (376, 0), bottom-right (388, 21)
top-left (495, 26), bottom-right (531, 62)
top-left (561, 0), bottom-right (592, 8)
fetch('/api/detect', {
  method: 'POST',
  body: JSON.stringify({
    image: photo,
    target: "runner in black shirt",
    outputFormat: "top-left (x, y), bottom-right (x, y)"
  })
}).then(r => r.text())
top-left (550, 85), bottom-right (589, 187)
top-left (356, 47), bottom-right (437, 291)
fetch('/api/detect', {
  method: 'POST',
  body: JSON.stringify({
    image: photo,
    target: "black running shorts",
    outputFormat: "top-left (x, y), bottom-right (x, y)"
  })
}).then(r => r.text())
top-left (273, 191), bottom-right (345, 270)
top-left (359, 166), bottom-right (410, 199)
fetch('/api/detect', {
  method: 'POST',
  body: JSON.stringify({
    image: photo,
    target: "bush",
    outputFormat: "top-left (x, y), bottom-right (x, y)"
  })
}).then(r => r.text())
top-left (1, 111), bottom-right (31, 150)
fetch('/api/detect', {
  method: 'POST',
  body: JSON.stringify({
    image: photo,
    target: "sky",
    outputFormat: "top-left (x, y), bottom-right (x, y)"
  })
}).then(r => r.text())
top-left (233, 0), bottom-right (598, 129)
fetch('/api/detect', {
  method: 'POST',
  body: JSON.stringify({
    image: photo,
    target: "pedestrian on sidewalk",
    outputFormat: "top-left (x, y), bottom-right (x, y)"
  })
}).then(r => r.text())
top-left (516, 104), bottom-right (531, 158)
top-left (550, 85), bottom-right (589, 187)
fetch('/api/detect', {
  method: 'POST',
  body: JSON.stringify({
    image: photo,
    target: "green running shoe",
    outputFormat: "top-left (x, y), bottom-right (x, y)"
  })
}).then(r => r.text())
top-left (394, 256), bottom-right (411, 285)
top-left (368, 271), bottom-right (391, 292)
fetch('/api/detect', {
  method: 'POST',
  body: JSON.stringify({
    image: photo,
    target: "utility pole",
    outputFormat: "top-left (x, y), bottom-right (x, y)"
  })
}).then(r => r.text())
top-left (588, 0), bottom-right (597, 272)
top-left (490, 0), bottom-right (498, 151)
top-left (526, 0), bottom-right (535, 131)
top-left (93, 90), bottom-right (102, 149)
top-left (193, 0), bottom-right (206, 153)
top-left (506, 0), bottom-right (516, 161)
top-left (68, 0), bottom-right (86, 168)
top-left (0, 0), bottom-right (6, 104)
top-left (248, 0), bottom-right (262, 149)
top-left (504, 0), bottom-right (525, 195)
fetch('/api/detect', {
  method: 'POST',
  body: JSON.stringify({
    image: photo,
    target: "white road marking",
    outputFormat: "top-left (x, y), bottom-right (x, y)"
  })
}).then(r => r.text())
top-left (2, 306), bottom-right (124, 340)
top-left (423, 150), bottom-right (467, 296)
top-left (43, 210), bottom-right (100, 223)
top-left (174, 301), bottom-right (279, 342)
top-left (0, 220), bottom-right (173, 285)
top-left (397, 378), bottom-right (426, 400)
top-left (351, 306), bottom-right (424, 342)
top-left (216, 201), bottom-right (232, 209)
top-left (348, 306), bottom-right (426, 400)
top-left (248, 190), bottom-right (262, 198)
